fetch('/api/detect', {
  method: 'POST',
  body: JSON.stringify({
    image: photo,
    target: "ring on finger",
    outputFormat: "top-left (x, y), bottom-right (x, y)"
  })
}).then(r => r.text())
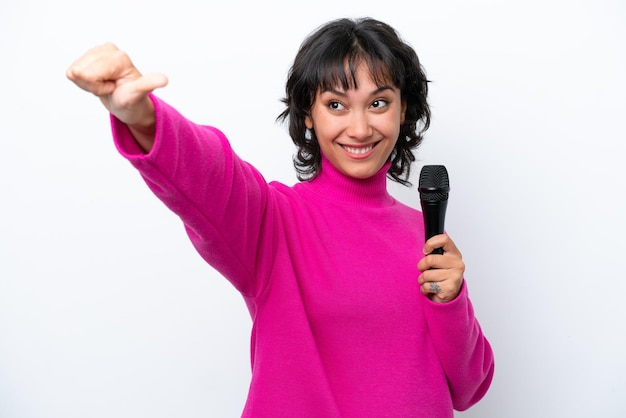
top-left (428, 281), bottom-right (441, 293)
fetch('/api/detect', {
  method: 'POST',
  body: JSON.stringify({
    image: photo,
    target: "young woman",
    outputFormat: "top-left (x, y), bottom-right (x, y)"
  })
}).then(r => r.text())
top-left (67, 17), bottom-right (494, 418)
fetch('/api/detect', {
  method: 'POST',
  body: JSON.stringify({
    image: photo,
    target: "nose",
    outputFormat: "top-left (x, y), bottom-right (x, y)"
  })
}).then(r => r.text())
top-left (346, 110), bottom-right (372, 141)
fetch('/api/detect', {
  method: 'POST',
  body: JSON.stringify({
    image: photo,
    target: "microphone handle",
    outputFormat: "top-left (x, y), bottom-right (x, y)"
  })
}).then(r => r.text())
top-left (420, 199), bottom-right (448, 255)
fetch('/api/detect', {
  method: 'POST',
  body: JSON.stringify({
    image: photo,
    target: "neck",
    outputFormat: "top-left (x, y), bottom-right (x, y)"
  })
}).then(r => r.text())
top-left (303, 157), bottom-right (394, 207)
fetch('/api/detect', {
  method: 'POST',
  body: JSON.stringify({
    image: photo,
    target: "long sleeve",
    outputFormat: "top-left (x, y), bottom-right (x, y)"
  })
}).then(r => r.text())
top-left (111, 95), bottom-right (273, 297)
top-left (423, 281), bottom-right (495, 410)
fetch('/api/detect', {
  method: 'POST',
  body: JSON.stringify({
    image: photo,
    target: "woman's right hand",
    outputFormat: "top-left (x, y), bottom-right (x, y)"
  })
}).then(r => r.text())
top-left (66, 43), bottom-right (168, 151)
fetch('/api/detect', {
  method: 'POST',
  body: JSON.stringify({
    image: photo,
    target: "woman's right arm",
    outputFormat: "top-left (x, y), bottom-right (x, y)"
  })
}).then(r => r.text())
top-left (67, 45), bottom-right (274, 297)
top-left (66, 43), bottom-right (169, 152)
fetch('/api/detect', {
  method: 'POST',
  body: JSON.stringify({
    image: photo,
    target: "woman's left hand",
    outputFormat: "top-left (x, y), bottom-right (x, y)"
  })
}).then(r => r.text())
top-left (417, 234), bottom-right (465, 303)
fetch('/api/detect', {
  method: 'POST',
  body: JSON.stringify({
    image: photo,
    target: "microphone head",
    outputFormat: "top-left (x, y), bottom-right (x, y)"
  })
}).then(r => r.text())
top-left (418, 165), bottom-right (450, 202)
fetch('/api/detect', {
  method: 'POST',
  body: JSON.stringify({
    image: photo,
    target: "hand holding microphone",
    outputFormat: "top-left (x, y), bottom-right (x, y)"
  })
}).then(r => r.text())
top-left (417, 165), bottom-right (465, 303)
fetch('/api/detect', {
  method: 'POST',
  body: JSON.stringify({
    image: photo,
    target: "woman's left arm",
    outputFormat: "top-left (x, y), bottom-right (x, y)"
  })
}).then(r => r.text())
top-left (418, 234), bottom-right (495, 410)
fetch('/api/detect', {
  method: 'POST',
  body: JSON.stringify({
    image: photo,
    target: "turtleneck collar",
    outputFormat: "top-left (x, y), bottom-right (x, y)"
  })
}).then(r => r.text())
top-left (299, 156), bottom-right (395, 208)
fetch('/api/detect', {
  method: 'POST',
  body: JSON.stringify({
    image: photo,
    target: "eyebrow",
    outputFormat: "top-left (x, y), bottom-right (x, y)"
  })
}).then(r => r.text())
top-left (320, 85), bottom-right (395, 97)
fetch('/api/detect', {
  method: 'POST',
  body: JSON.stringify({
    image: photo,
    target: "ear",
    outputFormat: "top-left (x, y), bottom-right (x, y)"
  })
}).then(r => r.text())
top-left (305, 115), bottom-right (313, 130)
top-left (400, 100), bottom-right (407, 124)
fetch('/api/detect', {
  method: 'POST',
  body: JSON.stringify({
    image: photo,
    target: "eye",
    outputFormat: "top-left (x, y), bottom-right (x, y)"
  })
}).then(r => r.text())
top-left (371, 99), bottom-right (389, 109)
top-left (328, 100), bottom-right (346, 111)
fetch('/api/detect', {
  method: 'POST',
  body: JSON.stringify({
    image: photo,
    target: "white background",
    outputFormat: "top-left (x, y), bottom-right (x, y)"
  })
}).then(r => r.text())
top-left (1, 0), bottom-right (625, 417)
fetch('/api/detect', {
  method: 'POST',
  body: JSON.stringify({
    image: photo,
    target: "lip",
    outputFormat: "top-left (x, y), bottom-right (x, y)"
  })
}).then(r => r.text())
top-left (339, 141), bottom-right (381, 159)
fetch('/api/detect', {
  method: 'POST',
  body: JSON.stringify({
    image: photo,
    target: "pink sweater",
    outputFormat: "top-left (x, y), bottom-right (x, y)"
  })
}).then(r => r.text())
top-left (112, 96), bottom-right (494, 417)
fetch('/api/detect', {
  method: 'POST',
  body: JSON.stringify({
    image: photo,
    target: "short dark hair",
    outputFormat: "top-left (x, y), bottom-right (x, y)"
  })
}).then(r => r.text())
top-left (277, 17), bottom-right (431, 186)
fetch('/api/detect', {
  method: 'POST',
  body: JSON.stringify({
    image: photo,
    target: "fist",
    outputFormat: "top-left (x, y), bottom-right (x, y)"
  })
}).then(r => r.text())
top-left (417, 234), bottom-right (465, 303)
top-left (66, 43), bottom-right (168, 127)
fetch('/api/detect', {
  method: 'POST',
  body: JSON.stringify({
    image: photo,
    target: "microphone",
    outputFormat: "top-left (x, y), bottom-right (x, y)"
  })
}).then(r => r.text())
top-left (418, 165), bottom-right (450, 255)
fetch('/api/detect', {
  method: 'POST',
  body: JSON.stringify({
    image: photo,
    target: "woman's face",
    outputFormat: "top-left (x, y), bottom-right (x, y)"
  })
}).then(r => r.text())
top-left (305, 63), bottom-right (406, 180)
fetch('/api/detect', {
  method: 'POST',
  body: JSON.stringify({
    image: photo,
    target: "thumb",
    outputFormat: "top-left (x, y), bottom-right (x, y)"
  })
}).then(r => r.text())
top-left (130, 72), bottom-right (169, 96)
top-left (104, 72), bottom-right (168, 116)
top-left (114, 72), bottom-right (169, 104)
top-left (99, 73), bottom-right (168, 126)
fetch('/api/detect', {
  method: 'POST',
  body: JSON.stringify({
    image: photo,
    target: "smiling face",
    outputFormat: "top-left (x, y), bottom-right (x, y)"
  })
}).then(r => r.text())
top-left (305, 63), bottom-right (407, 180)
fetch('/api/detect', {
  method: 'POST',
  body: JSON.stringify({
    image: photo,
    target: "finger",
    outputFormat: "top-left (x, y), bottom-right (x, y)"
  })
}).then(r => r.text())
top-left (66, 43), bottom-right (138, 97)
top-left (104, 73), bottom-right (168, 112)
top-left (423, 281), bottom-right (442, 295)
top-left (109, 72), bottom-right (168, 101)
top-left (423, 234), bottom-right (460, 257)
top-left (66, 64), bottom-right (118, 97)
top-left (417, 267), bottom-right (449, 285)
top-left (419, 276), bottom-right (462, 303)
top-left (420, 279), bottom-right (452, 301)
top-left (418, 253), bottom-right (464, 274)
top-left (422, 234), bottom-right (446, 255)
top-left (131, 72), bottom-right (169, 96)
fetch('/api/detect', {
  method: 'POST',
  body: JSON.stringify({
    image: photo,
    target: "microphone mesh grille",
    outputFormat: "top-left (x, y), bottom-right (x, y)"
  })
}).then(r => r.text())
top-left (418, 165), bottom-right (450, 202)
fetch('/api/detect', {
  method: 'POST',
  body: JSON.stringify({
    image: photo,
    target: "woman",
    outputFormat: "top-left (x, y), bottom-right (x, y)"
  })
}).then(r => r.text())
top-left (67, 17), bottom-right (494, 418)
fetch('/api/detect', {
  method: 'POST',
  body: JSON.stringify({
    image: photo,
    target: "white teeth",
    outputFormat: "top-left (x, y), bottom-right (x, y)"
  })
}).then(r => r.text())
top-left (343, 144), bottom-right (374, 155)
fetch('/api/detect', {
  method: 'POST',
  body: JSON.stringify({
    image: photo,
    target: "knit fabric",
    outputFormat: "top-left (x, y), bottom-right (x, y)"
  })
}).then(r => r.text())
top-left (112, 95), bottom-right (494, 417)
